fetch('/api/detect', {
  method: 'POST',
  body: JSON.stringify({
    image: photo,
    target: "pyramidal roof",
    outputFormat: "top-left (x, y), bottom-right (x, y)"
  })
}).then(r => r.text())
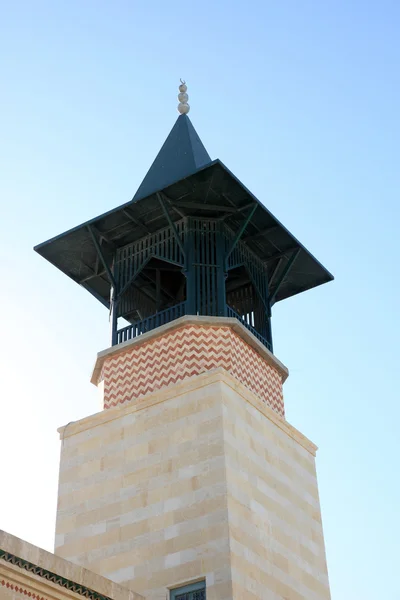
top-left (133, 114), bottom-right (212, 201)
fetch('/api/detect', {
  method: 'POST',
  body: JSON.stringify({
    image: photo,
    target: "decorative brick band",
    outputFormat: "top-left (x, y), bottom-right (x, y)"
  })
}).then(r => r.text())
top-left (0, 550), bottom-right (112, 600)
top-left (100, 324), bottom-right (284, 416)
top-left (1, 578), bottom-right (49, 600)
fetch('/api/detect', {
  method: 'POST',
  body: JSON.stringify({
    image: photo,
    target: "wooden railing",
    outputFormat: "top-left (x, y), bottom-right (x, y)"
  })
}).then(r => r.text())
top-left (116, 301), bottom-right (272, 353)
top-left (116, 301), bottom-right (186, 344)
top-left (226, 305), bottom-right (272, 352)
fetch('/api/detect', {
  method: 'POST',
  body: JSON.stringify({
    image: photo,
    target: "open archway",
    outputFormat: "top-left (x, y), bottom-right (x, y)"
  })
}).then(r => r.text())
top-left (118, 257), bottom-right (186, 329)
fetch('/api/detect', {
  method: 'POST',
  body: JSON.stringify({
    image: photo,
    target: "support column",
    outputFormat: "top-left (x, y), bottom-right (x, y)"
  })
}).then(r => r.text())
top-left (184, 218), bottom-right (196, 315)
top-left (216, 223), bottom-right (227, 317)
top-left (110, 287), bottom-right (119, 346)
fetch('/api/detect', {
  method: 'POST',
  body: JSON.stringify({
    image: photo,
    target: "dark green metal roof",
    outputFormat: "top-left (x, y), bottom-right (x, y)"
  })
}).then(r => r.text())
top-left (34, 116), bottom-right (333, 309)
top-left (133, 114), bottom-right (211, 201)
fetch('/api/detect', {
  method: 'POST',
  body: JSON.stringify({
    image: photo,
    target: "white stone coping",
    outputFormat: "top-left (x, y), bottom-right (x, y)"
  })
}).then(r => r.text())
top-left (90, 315), bottom-right (289, 385)
top-left (60, 367), bottom-right (317, 456)
top-left (0, 530), bottom-right (144, 600)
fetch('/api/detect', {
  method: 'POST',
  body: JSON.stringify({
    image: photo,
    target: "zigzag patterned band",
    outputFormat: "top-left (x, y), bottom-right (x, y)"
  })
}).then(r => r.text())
top-left (99, 324), bottom-right (285, 417)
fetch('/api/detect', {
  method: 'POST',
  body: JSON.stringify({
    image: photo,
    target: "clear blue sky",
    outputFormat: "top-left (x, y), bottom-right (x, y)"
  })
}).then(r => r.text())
top-left (0, 1), bottom-right (399, 598)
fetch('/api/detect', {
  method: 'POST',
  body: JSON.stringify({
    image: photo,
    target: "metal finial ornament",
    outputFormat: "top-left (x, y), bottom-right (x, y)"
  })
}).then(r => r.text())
top-left (177, 79), bottom-right (190, 114)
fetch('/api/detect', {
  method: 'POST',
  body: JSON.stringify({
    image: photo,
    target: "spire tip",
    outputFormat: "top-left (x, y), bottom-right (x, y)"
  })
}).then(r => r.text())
top-left (178, 80), bottom-right (190, 114)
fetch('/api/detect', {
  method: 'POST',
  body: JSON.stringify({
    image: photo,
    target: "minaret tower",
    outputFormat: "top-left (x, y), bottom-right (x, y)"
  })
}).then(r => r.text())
top-left (35, 83), bottom-right (333, 600)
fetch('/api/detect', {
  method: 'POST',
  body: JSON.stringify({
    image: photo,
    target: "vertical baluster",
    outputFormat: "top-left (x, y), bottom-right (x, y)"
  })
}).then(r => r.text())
top-left (124, 247), bottom-right (128, 292)
top-left (175, 222), bottom-right (179, 264)
top-left (194, 222), bottom-right (199, 315)
top-left (204, 222), bottom-right (210, 314)
top-left (200, 223), bottom-right (204, 315)
top-left (163, 227), bottom-right (166, 260)
top-left (171, 226), bottom-right (175, 264)
top-left (173, 224), bottom-right (176, 264)
top-left (181, 220), bottom-right (184, 264)
top-left (211, 223), bottom-right (216, 316)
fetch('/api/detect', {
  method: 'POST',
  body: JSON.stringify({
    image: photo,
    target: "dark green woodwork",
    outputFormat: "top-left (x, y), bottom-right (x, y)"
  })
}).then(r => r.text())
top-left (34, 112), bottom-right (334, 355)
top-left (108, 216), bottom-right (274, 351)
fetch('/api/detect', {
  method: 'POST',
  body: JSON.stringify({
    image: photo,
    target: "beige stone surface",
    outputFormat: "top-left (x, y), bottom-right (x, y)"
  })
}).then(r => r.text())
top-left (0, 530), bottom-right (144, 600)
top-left (55, 369), bottom-right (330, 599)
top-left (56, 376), bottom-right (232, 600)
top-left (221, 384), bottom-right (331, 600)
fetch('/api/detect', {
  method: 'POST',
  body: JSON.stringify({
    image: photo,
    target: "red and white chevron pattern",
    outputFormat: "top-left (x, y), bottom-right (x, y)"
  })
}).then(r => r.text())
top-left (100, 325), bottom-right (284, 416)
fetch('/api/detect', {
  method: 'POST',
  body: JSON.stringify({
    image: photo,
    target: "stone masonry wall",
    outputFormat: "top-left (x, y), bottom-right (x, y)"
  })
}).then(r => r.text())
top-left (55, 376), bottom-right (233, 600)
top-left (221, 384), bottom-right (331, 600)
top-left (55, 369), bottom-right (330, 600)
